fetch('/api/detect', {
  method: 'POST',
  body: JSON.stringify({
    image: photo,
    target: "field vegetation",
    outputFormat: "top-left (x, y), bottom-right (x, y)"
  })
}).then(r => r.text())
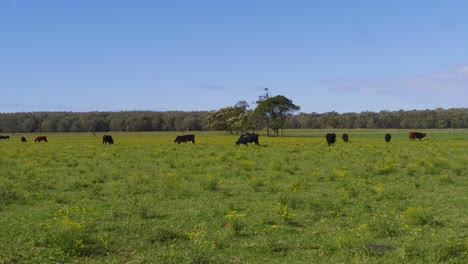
top-left (0, 130), bottom-right (467, 263)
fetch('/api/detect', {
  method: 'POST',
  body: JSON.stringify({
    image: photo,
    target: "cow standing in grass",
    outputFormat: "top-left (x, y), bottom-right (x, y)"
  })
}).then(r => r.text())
top-left (409, 132), bottom-right (426, 140)
top-left (0, 135), bottom-right (9, 140)
top-left (385, 134), bottom-right (391, 143)
top-left (21, 137), bottom-right (27, 142)
top-left (103, 135), bottom-right (114, 145)
top-left (326, 133), bottom-right (336, 146)
top-left (34, 136), bottom-right (47, 142)
top-left (174, 134), bottom-right (195, 144)
top-left (342, 133), bottom-right (349, 142)
top-left (236, 133), bottom-right (259, 146)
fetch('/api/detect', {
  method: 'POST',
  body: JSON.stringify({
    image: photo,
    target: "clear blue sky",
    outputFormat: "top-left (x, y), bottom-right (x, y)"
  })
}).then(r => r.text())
top-left (1, 0), bottom-right (467, 113)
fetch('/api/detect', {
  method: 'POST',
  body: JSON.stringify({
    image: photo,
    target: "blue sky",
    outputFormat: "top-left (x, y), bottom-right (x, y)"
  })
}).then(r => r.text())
top-left (1, 0), bottom-right (467, 113)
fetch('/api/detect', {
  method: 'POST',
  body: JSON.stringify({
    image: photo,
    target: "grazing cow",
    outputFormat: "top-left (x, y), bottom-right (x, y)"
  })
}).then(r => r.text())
top-left (0, 135), bottom-right (10, 140)
top-left (409, 132), bottom-right (426, 141)
top-left (326, 133), bottom-right (336, 146)
top-left (385, 133), bottom-right (391, 143)
top-left (236, 132), bottom-right (259, 146)
top-left (103, 135), bottom-right (114, 145)
top-left (34, 136), bottom-right (48, 142)
top-left (21, 137), bottom-right (27, 142)
top-left (174, 134), bottom-right (195, 144)
top-left (342, 133), bottom-right (349, 142)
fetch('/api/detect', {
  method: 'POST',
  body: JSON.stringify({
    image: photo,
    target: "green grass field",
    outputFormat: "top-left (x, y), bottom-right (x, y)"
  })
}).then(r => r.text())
top-left (1, 130), bottom-right (467, 263)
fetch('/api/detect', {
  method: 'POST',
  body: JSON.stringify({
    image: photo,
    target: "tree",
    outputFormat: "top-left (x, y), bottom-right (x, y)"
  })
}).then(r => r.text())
top-left (322, 111), bottom-right (340, 128)
top-left (228, 110), bottom-right (257, 133)
top-left (81, 112), bottom-right (110, 133)
top-left (255, 95), bottom-right (300, 136)
top-left (207, 107), bottom-right (234, 132)
top-left (22, 116), bottom-right (40, 132)
top-left (57, 115), bottom-right (79, 132)
top-left (0, 107), bottom-right (465, 132)
top-left (207, 101), bottom-right (249, 133)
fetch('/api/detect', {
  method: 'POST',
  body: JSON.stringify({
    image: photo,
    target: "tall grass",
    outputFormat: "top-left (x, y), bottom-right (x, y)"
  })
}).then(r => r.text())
top-left (0, 130), bottom-right (467, 263)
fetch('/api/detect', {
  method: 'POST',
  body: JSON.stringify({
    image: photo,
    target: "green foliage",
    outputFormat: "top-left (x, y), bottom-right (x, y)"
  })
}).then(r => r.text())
top-left (0, 108), bottom-right (467, 133)
top-left (206, 101), bottom-right (249, 133)
top-left (38, 207), bottom-right (109, 257)
top-left (225, 210), bottom-right (246, 237)
top-left (0, 130), bottom-right (467, 263)
top-left (255, 95), bottom-right (301, 136)
top-left (288, 108), bottom-right (468, 129)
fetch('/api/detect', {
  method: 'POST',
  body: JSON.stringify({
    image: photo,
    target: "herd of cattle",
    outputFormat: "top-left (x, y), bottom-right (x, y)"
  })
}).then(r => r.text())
top-left (0, 135), bottom-right (47, 142)
top-left (0, 131), bottom-right (427, 145)
top-left (324, 131), bottom-right (426, 145)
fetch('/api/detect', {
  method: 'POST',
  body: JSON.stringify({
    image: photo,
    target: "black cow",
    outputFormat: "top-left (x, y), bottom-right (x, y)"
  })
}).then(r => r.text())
top-left (326, 133), bottom-right (336, 146)
top-left (174, 134), bottom-right (195, 144)
top-left (21, 137), bottom-right (27, 142)
top-left (409, 132), bottom-right (426, 141)
top-left (236, 133), bottom-right (259, 146)
top-left (385, 133), bottom-right (391, 143)
top-left (342, 133), bottom-right (349, 142)
top-left (103, 135), bottom-right (114, 145)
top-left (0, 135), bottom-right (10, 140)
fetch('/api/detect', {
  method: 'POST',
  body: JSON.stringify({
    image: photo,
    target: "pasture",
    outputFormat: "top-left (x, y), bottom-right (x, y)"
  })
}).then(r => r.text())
top-left (0, 130), bottom-right (467, 263)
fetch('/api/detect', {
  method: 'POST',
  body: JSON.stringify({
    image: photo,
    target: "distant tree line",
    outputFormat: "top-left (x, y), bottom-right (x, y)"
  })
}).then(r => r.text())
top-left (0, 107), bottom-right (466, 133)
top-left (286, 108), bottom-right (468, 129)
top-left (0, 111), bottom-right (209, 133)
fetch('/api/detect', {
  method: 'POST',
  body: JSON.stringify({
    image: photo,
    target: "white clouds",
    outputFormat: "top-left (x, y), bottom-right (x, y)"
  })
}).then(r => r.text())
top-left (326, 65), bottom-right (468, 94)
top-left (322, 65), bottom-right (468, 109)
top-left (406, 65), bottom-right (468, 92)
top-left (458, 65), bottom-right (468, 74)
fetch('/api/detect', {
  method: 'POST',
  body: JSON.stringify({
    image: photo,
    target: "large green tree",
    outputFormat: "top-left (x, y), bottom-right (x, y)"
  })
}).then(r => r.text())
top-left (255, 95), bottom-right (300, 136)
top-left (206, 101), bottom-right (249, 133)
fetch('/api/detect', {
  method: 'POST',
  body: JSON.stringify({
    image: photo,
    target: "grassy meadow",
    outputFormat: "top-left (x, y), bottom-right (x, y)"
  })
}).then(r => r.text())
top-left (0, 130), bottom-right (467, 263)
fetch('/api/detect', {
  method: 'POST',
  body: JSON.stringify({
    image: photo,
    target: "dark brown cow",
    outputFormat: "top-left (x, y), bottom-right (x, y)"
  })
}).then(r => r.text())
top-left (174, 134), bottom-right (195, 144)
top-left (409, 132), bottom-right (426, 141)
top-left (103, 135), bottom-right (114, 145)
top-left (342, 133), bottom-right (349, 142)
top-left (34, 136), bottom-right (48, 142)
top-left (385, 133), bottom-right (391, 143)
top-left (21, 137), bottom-right (27, 142)
top-left (0, 135), bottom-right (10, 140)
top-left (326, 133), bottom-right (336, 146)
top-left (236, 133), bottom-right (259, 146)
